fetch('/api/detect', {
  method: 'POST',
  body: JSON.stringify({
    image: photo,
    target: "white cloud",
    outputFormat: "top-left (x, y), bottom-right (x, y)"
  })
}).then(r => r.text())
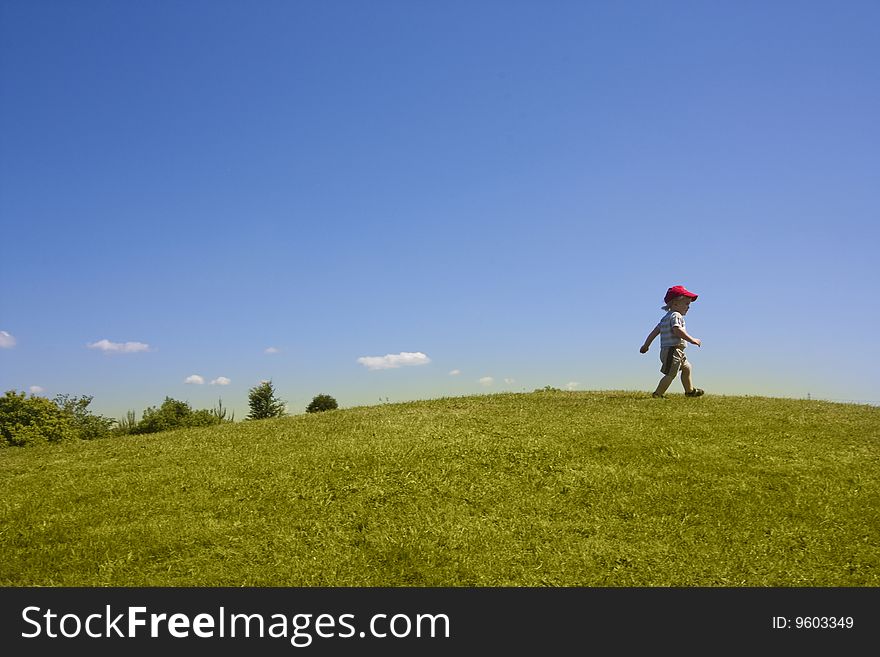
top-left (479, 376), bottom-right (494, 387)
top-left (185, 375), bottom-right (205, 385)
top-left (29, 386), bottom-right (45, 394)
top-left (504, 378), bottom-right (516, 385)
top-left (0, 331), bottom-right (16, 348)
top-left (210, 377), bottom-right (231, 386)
top-left (566, 382), bottom-right (580, 391)
top-left (357, 351), bottom-right (431, 370)
top-left (88, 339), bottom-right (151, 354)
top-left (264, 347), bottom-right (280, 354)
top-left (449, 369), bottom-right (461, 376)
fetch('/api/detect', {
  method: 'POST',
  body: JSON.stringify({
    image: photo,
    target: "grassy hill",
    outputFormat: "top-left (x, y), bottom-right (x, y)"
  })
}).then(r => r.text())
top-left (1, 391), bottom-right (877, 586)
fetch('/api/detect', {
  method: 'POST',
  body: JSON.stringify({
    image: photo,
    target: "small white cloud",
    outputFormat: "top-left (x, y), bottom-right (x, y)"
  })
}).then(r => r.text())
top-left (210, 377), bottom-right (231, 386)
top-left (357, 351), bottom-right (431, 370)
top-left (264, 347), bottom-right (280, 354)
top-left (0, 331), bottom-right (16, 348)
top-left (29, 386), bottom-right (45, 394)
top-left (185, 375), bottom-right (205, 385)
top-left (479, 376), bottom-right (494, 387)
top-left (504, 378), bottom-right (516, 385)
top-left (88, 339), bottom-right (151, 354)
top-left (449, 369), bottom-right (461, 376)
top-left (566, 382), bottom-right (580, 391)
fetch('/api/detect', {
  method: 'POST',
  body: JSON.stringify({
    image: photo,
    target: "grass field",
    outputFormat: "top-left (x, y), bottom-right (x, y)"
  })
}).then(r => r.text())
top-left (1, 391), bottom-right (877, 586)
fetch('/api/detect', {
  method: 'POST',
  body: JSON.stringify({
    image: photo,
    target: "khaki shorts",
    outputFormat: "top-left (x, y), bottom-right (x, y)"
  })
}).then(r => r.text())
top-left (660, 345), bottom-right (687, 376)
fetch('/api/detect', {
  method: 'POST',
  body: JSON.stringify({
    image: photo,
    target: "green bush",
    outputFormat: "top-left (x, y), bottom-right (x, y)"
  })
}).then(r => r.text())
top-left (133, 397), bottom-right (221, 435)
top-left (306, 394), bottom-right (338, 413)
top-left (247, 381), bottom-right (286, 420)
top-left (0, 391), bottom-right (78, 447)
top-left (1, 390), bottom-right (229, 444)
top-left (54, 394), bottom-right (116, 440)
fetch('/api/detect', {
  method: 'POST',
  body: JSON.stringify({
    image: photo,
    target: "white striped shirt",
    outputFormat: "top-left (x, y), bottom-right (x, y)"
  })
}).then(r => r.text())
top-left (657, 311), bottom-right (686, 348)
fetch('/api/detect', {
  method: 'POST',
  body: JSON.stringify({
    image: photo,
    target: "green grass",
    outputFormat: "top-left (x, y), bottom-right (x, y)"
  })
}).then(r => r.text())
top-left (1, 391), bottom-right (878, 586)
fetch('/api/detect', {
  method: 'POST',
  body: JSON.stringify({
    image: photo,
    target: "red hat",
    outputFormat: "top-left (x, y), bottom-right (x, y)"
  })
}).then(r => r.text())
top-left (664, 285), bottom-right (698, 304)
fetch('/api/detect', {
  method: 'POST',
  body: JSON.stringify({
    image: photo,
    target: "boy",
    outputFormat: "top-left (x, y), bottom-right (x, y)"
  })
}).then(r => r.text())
top-left (640, 285), bottom-right (704, 398)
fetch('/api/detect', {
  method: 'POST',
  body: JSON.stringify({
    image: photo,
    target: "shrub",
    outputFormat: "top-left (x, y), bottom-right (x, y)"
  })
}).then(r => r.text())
top-left (0, 390), bottom-right (78, 447)
top-left (115, 410), bottom-right (138, 436)
top-left (306, 394), bottom-right (338, 413)
top-left (133, 397), bottom-right (220, 435)
top-left (54, 394), bottom-right (116, 440)
top-left (211, 398), bottom-right (235, 423)
top-left (247, 381), bottom-right (286, 420)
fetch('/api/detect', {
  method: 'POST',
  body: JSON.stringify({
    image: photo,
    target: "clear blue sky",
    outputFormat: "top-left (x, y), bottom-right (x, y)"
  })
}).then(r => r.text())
top-left (2, 0), bottom-right (878, 419)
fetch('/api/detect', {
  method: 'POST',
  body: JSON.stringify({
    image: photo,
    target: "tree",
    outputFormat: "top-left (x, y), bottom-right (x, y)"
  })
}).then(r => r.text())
top-left (306, 394), bottom-right (338, 413)
top-left (247, 380), bottom-right (286, 420)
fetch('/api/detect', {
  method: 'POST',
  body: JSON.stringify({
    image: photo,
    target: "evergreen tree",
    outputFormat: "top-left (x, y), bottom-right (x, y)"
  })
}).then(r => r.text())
top-left (247, 380), bottom-right (286, 420)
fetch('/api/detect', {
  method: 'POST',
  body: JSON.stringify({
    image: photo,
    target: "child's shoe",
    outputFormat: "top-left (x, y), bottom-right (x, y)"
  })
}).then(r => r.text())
top-left (652, 393), bottom-right (666, 398)
top-left (685, 388), bottom-right (705, 397)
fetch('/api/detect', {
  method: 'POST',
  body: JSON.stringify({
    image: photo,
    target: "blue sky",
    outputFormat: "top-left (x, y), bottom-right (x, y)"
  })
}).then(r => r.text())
top-left (1, 0), bottom-right (878, 419)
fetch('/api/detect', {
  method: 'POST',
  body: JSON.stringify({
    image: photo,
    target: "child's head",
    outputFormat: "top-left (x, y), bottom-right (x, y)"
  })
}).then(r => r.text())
top-left (662, 285), bottom-right (698, 312)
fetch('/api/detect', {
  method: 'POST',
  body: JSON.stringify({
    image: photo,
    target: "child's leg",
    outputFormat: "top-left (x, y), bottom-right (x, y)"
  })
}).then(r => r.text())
top-left (680, 360), bottom-right (694, 393)
top-left (653, 373), bottom-right (676, 396)
top-left (654, 347), bottom-right (681, 396)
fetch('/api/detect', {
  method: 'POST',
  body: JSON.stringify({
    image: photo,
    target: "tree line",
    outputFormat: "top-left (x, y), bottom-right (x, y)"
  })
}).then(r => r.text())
top-left (0, 381), bottom-right (338, 448)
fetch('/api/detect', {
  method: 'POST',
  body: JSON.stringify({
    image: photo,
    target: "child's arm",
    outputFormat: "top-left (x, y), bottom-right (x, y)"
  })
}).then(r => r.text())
top-left (640, 325), bottom-right (660, 353)
top-left (673, 326), bottom-right (702, 347)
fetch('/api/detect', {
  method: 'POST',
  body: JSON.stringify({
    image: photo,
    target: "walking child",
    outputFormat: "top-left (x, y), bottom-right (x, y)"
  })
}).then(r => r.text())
top-left (640, 285), bottom-right (705, 398)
